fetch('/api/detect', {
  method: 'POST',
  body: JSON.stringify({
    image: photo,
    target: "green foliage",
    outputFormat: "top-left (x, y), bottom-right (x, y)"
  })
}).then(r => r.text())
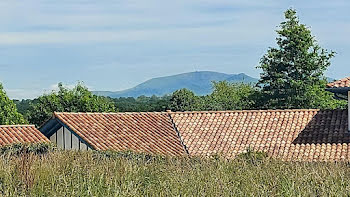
top-left (204, 81), bottom-right (257, 110)
top-left (26, 82), bottom-right (115, 126)
top-left (304, 80), bottom-right (347, 109)
top-left (169, 82), bottom-right (258, 111)
top-left (257, 9), bottom-right (343, 109)
top-left (1, 151), bottom-right (350, 196)
top-left (169, 88), bottom-right (201, 111)
top-left (0, 83), bottom-right (26, 125)
top-left (13, 99), bottom-right (30, 115)
top-left (114, 95), bottom-right (171, 112)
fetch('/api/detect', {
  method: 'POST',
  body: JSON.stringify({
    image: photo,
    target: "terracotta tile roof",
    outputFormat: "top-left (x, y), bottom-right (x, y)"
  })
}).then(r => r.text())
top-left (170, 109), bottom-right (350, 161)
top-left (327, 77), bottom-right (350, 88)
top-left (49, 109), bottom-right (350, 162)
top-left (0, 125), bottom-right (50, 146)
top-left (53, 112), bottom-right (187, 156)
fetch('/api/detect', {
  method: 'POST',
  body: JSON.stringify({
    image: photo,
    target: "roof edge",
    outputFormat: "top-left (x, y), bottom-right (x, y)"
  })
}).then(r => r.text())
top-left (53, 116), bottom-right (96, 150)
top-left (53, 111), bottom-right (170, 115)
top-left (167, 109), bottom-right (326, 114)
top-left (51, 109), bottom-right (337, 116)
top-left (326, 87), bottom-right (350, 95)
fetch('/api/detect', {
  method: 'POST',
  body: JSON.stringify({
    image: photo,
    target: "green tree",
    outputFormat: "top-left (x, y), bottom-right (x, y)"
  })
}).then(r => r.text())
top-left (27, 83), bottom-right (115, 126)
top-left (257, 9), bottom-right (343, 109)
top-left (303, 80), bottom-right (347, 109)
top-left (0, 83), bottom-right (26, 125)
top-left (205, 81), bottom-right (257, 110)
top-left (169, 89), bottom-right (201, 111)
top-left (113, 95), bottom-right (171, 112)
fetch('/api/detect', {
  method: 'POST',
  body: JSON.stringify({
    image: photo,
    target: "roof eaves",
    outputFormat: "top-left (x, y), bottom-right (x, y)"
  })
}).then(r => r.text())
top-left (326, 87), bottom-right (350, 95)
top-left (50, 114), bottom-right (97, 150)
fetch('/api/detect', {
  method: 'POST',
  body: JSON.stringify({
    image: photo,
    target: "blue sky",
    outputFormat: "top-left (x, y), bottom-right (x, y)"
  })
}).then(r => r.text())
top-left (0, 0), bottom-right (349, 99)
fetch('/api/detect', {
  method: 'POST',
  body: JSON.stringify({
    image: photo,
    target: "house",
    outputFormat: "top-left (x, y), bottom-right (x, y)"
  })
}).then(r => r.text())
top-left (0, 125), bottom-right (49, 146)
top-left (326, 76), bottom-right (350, 131)
top-left (39, 76), bottom-right (350, 161)
top-left (39, 112), bottom-right (187, 156)
top-left (40, 110), bottom-right (348, 161)
top-left (171, 109), bottom-right (348, 161)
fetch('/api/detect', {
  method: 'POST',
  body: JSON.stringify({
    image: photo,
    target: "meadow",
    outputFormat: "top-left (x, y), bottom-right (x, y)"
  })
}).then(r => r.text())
top-left (1, 148), bottom-right (350, 196)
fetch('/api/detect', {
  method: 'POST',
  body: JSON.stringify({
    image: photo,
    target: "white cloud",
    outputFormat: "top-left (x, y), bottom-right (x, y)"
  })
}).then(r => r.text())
top-left (0, 0), bottom-right (347, 46)
top-left (0, 7), bottom-right (279, 46)
top-left (6, 82), bottom-right (94, 100)
top-left (5, 88), bottom-right (42, 100)
top-left (0, 27), bottom-right (271, 46)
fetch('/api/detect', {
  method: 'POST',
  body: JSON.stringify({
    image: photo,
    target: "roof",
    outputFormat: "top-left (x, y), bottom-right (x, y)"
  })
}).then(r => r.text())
top-left (327, 77), bottom-right (350, 88)
top-left (48, 112), bottom-right (187, 156)
top-left (170, 109), bottom-right (350, 161)
top-left (0, 125), bottom-right (50, 146)
top-left (41, 109), bottom-right (350, 161)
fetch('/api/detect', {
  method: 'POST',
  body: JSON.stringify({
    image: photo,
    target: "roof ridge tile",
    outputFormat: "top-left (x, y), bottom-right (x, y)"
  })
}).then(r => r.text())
top-left (167, 109), bottom-right (322, 114)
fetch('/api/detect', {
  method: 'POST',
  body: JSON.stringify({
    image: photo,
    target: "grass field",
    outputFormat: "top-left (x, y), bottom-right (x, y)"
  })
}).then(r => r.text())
top-left (1, 150), bottom-right (350, 196)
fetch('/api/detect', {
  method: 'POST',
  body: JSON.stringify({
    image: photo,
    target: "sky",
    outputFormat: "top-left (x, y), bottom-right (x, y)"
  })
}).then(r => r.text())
top-left (0, 0), bottom-right (349, 99)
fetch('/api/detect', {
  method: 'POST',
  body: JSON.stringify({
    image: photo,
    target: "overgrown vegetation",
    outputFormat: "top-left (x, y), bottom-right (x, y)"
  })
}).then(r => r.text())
top-left (0, 150), bottom-right (350, 196)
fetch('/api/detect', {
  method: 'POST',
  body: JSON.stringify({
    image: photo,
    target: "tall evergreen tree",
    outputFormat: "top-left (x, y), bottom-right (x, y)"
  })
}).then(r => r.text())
top-left (0, 83), bottom-right (26, 125)
top-left (257, 9), bottom-right (344, 109)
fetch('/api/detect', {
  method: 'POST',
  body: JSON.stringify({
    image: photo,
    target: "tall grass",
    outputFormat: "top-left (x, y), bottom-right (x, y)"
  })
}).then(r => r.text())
top-left (0, 150), bottom-right (350, 196)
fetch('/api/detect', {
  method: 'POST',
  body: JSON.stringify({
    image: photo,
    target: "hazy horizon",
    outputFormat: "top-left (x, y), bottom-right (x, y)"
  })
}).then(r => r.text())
top-left (1, 0), bottom-right (349, 99)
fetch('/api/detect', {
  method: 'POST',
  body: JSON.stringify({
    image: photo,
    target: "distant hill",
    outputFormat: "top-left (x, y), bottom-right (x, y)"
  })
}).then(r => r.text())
top-left (326, 77), bottom-right (335, 83)
top-left (93, 71), bottom-right (258, 98)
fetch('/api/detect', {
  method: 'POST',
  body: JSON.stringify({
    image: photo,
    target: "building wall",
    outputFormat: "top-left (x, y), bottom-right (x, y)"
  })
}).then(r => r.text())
top-left (49, 126), bottom-right (92, 151)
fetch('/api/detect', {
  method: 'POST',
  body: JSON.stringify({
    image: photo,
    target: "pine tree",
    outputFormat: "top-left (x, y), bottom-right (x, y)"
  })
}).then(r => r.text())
top-left (257, 9), bottom-right (343, 109)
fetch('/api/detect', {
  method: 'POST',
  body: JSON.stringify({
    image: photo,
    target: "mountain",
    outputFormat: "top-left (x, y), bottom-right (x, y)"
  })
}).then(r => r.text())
top-left (326, 77), bottom-right (335, 83)
top-left (93, 71), bottom-right (258, 98)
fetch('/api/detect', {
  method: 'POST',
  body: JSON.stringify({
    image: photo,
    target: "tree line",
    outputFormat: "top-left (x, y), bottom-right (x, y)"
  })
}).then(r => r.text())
top-left (2, 9), bottom-right (347, 127)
